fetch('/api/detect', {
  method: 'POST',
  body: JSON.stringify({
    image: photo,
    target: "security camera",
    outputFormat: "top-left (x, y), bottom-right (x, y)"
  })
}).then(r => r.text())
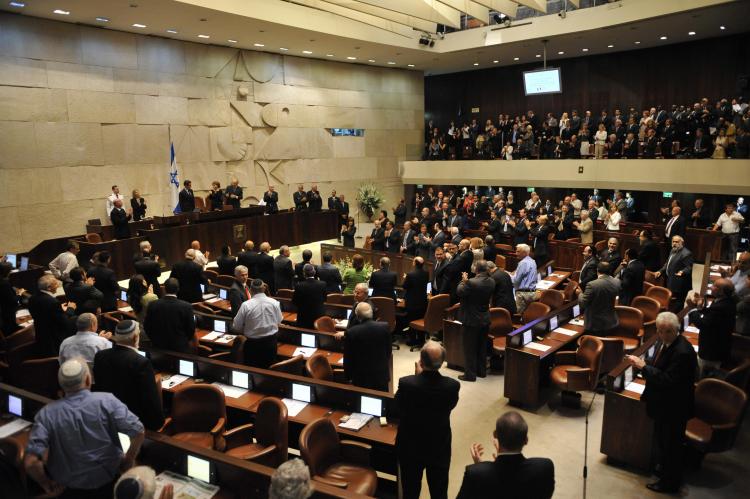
top-left (558, 10), bottom-right (566, 19)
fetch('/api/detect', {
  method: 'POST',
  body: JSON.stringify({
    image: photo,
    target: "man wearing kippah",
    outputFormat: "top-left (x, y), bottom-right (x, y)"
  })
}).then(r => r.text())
top-left (232, 278), bottom-right (282, 368)
top-left (25, 358), bottom-right (145, 498)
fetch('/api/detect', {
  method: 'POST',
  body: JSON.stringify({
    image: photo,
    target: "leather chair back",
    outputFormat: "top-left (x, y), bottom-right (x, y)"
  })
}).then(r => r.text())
top-left (270, 354), bottom-right (305, 375)
top-left (203, 269), bottom-right (219, 281)
top-left (597, 337), bottom-right (625, 375)
top-left (214, 275), bottom-right (235, 287)
top-left (306, 353), bottom-right (334, 381)
top-left (369, 297), bottom-right (396, 332)
top-left (693, 379), bottom-right (748, 452)
top-left (522, 302), bottom-right (551, 324)
top-left (85, 233), bottom-right (102, 244)
top-left (566, 237), bottom-right (581, 243)
top-left (172, 384), bottom-right (227, 435)
top-left (563, 280), bottom-right (579, 303)
top-left (594, 240), bottom-right (607, 253)
top-left (4, 325), bottom-right (34, 351)
top-left (276, 289), bottom-right (294, 299)
top-left (314, 316), bottom-right (336, 333)
top-left (194, 197), bottom-right (206, 211)
top-left (644, 270), bottom-right (658, 284)
top-left (631, 296), bottom-right (660, 339)
top-left (725, 361), bottom-right (750, 394)
top-left (326, 293), bottom-right (346, 304)
top-left (489, 308), bottom-right (513, 338)
top-left (18, 357), bottom-right (60, 399)
top-left (540, 289), bottom-right (564, 310)
top-left (494, 254), bottom-right (506, 270)
top-left (495, 244), bottom-right (513, 252)
top-left (576, 335), bottom-right (604, 389)
top-left (255, 397), bottom-right (288, 466)
top-left (8, 342), bottom-right (40, 384)
top-left (299, 418), bottom-right (340, 478)
top-left (614, 306), bottom-right (644, 339)
top-left (227, 336), bottom-right (247, 363)
top-left (423, 294), bottom-right (451, 332)
top-left (645, 286), bottom-right (672, 310)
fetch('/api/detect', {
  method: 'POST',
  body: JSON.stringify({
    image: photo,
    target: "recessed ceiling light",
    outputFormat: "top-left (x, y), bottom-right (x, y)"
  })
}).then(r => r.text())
top-left (634, 41), bottom-right (640, 44)
top-left (535, 54), bottom-right (541, 58)
top-left (368, 59), bottom-right (375, 62)
top-left (688, 31), bottom-right (696, 36)
top-left (279, 47), bottom-right (289, 51)
top-left (720, 25), bottom-right (726, 30)
top-left (132, 23), bottom-right (147, 28)
top-left (346, 56), bottom-right (357, 60)
top-left (9, 2), bottom-right (25, 8)
top-left (95, 17), bottom-right (109, 22)
top-left (53, 9), bottom-right (70, 15)
top-left (660, 36), bottom-right (667, 40)
top-left (303, 50), bottom-right (313, 54)
top-left (582, 48), bottom-right (589, 52)
top-left (228, 39), bottom-right (237, 43)
top-left (493, 60), bottom-right (499, 63)
top-left (407, 64), bottom-right (415, 67)
top-left (387, 61), bottom-right (396, 65)
top-left (198, 34), bottom-right (210, 39)
top-left (325, 54), bottom-right (334, 57)
top-left (473, 62), bottom-right (479, 66)
top-left (558, 51), bottom-right (564, 55)
top-left (166, 29), bottom-right (178, 34)
top-left (253, 43), bottom-right (264, 47)
top-left (607, 44), bottom-right (614, 48)
top-left (513, 57), bottom-right (519, 61)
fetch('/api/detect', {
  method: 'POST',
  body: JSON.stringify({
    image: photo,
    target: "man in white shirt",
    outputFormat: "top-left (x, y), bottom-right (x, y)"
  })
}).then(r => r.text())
top-left (59, 313), bottom-right (112, 367)
top-left (48, 241), bottom-right (80, 281)
top-left (106, 185), bottom-right (123, 217)
top-left (232, 279), bottom-right (282, 368)
top-left (570, 193), bottom-right (583, 217)
top-left (713, 203), bottom-right (745, 261)
top-left (190, 240), bottom-right (209, 268)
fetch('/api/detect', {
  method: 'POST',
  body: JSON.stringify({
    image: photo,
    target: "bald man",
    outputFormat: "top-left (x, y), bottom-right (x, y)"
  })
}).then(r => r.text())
top-left (688, 278), bottom-right (736, 377)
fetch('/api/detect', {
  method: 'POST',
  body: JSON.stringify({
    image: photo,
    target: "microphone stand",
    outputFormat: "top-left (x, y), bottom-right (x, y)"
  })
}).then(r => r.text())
top-left (583, 390), bottom-right (597, 499)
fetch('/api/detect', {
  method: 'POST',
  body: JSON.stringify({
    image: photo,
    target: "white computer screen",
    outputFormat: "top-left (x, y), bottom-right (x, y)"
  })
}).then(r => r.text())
top-left (120, 290), bottom-right (128, 301)
top-left (360, 396), bottom-right (382, 417)
top-left (231, 371), bottom-right (249, 389)
top-left (368, 288), bottom-right (373, 296)
top-left (549, 316), bottom-right (558, 331)
top-left (573, 304), bottom-right (581, 317)
top-left (300, 334), bottom-right (316, 348)
top-left (523, 68), bottom-right (562, 95)
top-left (19, 256), bottom-right (28, 271)
top-left (200, 284), bottom-right (206, 293)
top-left (187, 455), bottom-right (211, 483)
top-left (5, 254), bottom-right (16, 267)
top-left (137, 350), bottom-right (147, 357)
top-left (522, 330), bottom-right (533, 345)
top-left (179, 360), bottom-right (194, 377)
top-left (8, 395), bottom-right (22, 417)
top-left (292, 383), bottom-right (312, 403)
top-left (214, 320), bottom-right (226, 333)
top-left (219, 288), bottom-right (227, 300)
top-left (346, 309), bottom-right (352, 320)
top-left (426, 282), bottom-right (432, 294)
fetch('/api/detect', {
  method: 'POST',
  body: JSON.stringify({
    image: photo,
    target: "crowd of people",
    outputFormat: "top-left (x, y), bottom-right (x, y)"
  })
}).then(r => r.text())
top-left (425, 96), bottom-right (750, 160)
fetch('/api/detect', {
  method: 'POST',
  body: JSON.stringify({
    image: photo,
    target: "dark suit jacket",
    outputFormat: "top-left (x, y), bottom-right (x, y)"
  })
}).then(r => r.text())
top-left (490, 269), bottom-right (517, 314)
top-left (638, 240), bottom-right (661, 272)
top-left (402, 268), bottom-right (429, 317)
top-left (483, 245), bottom-right (498, 265)
top-left (293, 278), bottom-right (327, 329)
top-left (228, 280), bottom-right (248, 317)
top-left (28, 292), bottom-right (76, 357)
top-left (598, 249), bottom-right (622, 276)
top-left (659, 247), bottom-right (693, 294)
top-left (400, 229), bottom-right (417, 255)
top-left (237, 250), bottom-right (261, 278)
top-left (513, 219), bottom-right (529, 246)
top-left (369, 270), bottom-right (397, 301)
top-left (370, 228), bottom-right (386, 251)
top-left (169, 260), bottom-right (206, 303)
top-left (579, 275), bottom-right (620, 332)
top-left (691, 208), bottom-right (712, 229)
top-left (343, 320), bottom-right (391, 392)
top-left (618, 259), bottom-right (645, 306)
top-left (143, 296), bottom-right (195, 353)
top-left (93, 344), bottom-right (164, 430)
top-left (273, 255), bottom-right (295, 292)
top-left (110, 207), bottom-right (131, 239)
top-left (87, 264), bottom-right (119, 312)
top-left (179, 188), bottom-right (195, 213)
top-left (689, 297), bottom-right (736, 362)
top-left (395, 371), bottom-right (460, 466)
top-left (256, 253), bottom-right (275, 291)
top-left (0, 278), bottom-right (20, 336)
top-left (579, 256), bottom-right (599, 291)
top-left (263, 191), bottom-right (279, 214)
top-left (63, 281), bottom-right (103, 313)
top-left (664, 215), bottom-right (687, 240)
top-left (217, 255), bottom-right (237, 276)
top-left (642, 334), bottom-right (697, 421)
top-left (386, 229), bottom-right (401, 253)
top-left (293, 191), bottom-right (308, 210)
top-left (457, 454), bottom-right (555, 499)
top-left (432, 259), bottom-right (449, 296)
top-left (130, 197), bottom-right (147, 221)
top-left (530, 224), bottom-right (551, 259)
top-left (307, 190), bottom-right (322, 211)
top-left (134, 256), bottom-right (161, 296)
top-left (317, 263), bottom-right (342, 293)
top-left (294, 261), bottom-right (316, 283)
top-left (457, 274), bottom-right (495, 327)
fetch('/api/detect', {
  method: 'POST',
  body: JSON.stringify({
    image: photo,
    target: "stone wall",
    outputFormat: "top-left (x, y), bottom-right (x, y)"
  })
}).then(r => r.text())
top-left (0, 13), bottom-right (423, 252)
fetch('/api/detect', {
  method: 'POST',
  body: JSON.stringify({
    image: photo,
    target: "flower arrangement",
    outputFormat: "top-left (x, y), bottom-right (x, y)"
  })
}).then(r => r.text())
top-left (356, 183), bottom-right (385, 221)
top-left (333, 256), bottom-right (374, 281)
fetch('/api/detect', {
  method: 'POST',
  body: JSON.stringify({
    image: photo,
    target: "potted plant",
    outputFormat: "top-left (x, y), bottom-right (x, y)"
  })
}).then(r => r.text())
top-left (356, 183), bottom-right (384, 221)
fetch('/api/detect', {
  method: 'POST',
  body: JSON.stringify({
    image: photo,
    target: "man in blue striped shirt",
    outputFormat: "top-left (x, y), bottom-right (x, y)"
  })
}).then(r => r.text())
top-left (512, 244), bottom-right (539, 314)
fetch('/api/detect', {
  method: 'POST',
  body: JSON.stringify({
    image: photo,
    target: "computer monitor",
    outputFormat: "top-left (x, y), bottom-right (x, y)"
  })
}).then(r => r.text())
top-left (178, 360), bottom-right (195, 377)
top-left (5, 254), bottom-right (16, 268)
top-left (186, 455), bottom-right (212, 483)
top-left (120, 290), bottom-right (128, 302)
top-left (231, 371), bottom-right (249, 389)
top-left (368, 288), bottom-right (373, 296)
top-left (8, 395), bottom-right (22, 417)
top-left (19, 256), bottom-right (28, 271)
top-left (200, 284), bottom-right (206, 294)
top-left (426, 282), bottom-right (432, 294)
top-left (214, 320), bottom-right (226, 333)
top-left (346, 309), bottom-right (352, 320)
top-left (219, 288), bottom-right (227, 300)
top-left (300, 334), bottom-right (316, 348)
top-left (360, 396), bottom-right (383, 417)
top-left (292, 383), bottom-right (312, 403)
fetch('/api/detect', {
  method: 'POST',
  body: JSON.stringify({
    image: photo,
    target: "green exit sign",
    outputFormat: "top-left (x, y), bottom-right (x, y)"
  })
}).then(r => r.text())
top-left (527, 187), bottom-right (535, 193)
top-left (663, 192), bottom-right (673, 198)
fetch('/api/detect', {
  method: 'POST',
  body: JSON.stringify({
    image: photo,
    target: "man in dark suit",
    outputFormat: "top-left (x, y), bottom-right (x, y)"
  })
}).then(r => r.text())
top-left (692, 128), bottom-right (712, 158)
top-left (689, 198), bottom-right (712, 229)
top-left (273, 246), bottom-right (295, 292)
top-left (110, 199), bottom-right (132, 239)
top-left (488, 261), bottom-right (516, 314)
top-left (617, 248), bottom-right (645, 306)
top-left (327, 190), bottom-right (338, 211)
top-left (579, 245), bottom-right (599, 291)
top-left (29, 275), bottom-right (77, 356)
top-left (400, 221), bottom-right (417, 256)
top-left (307, 184), bottom-right (322, 211)
top-left (457, 260), bottom-right (495, 381)
top-left (228, 265), bottom-right (249, 317)
top-left (369, 220), bottom-right (386, 251)
top-left (450, 227), bottom-right (462, 247)
top-left (88, 251), bottom-right (120, 312)
top-left (263, 185), bottom-right (279, 214)
top-left (482, 235), bottom-right (498, 264)
top-left (178, 180), bottom-right (195, 213)
top-left (642, 128), bottom-right (658, 158)
top-left (256, 242), bottom-right (275, 292)
top-left (626, 312), bottom-right (697, 493)
top-left (442, 239), bottom-right (474, 304)
top-left (688, 279), bottom-right (736, 377)
top-left (134, 241), bottom-right (161, 296)
top-left (431, 247), bottom-right (449, 296)
top-left (370, 257), bottom-right (397, 301)
top-left (396, 342), bottom-right (460, 499)
top-left (638, 229), bottom-right (661, 272)
top-left (224, 178), bottom-right (243, 210)
top-left (335, 194), bottom-right (349, 230)
top-left (664, 206), bottom-right (687, 241)
top-left (237, 240), bottom-right (260, 278)
top-left (512, 209), bottom-right (530, 246)
top-left (143, 278), bottom-right (196, 353)
top-left (530, 215), bottom-right (551, 268)
top-left (457, 411), bottom-right (555, 499)
top-left (576, 262), bottom-right (620, 335)
top-left (655, 236), bottom-right (693, 311)
top-left (216, 246), bottom-right (237, 276)
top-left (393, 199), bottom-right (407, 225)
top-left (294, 249), bottom-right (315, 283)
top-left (293, 264), bottom-right (327, 329)
top-left (385, 221), bottom-right (401, 253)
top-left (93, 320), bottom-right (164, 430)
top-left (64, 267), bottom-right (103, 314)
top-left (402, 257), bottom-right (430, 345)
top-left (292, 184), bottom-right (308, 211)
top-left (341, 302), bottom-right (391, 392)
top-left (169, 249), bottom-right (207, 303)
top-left (317, 252), bottom-right (342, 293)
top-left (599, 237), bottom-right (622, 276)
top-left (447, 207), bottom-right (463, 230)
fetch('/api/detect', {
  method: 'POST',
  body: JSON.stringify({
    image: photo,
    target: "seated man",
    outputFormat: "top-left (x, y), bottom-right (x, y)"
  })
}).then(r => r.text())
top-left (63, 267), bottom-right (103, 314)
top-left (457, 411), bottom-right (554, 499)
top-left (59, 313), bottom-right (112, 367)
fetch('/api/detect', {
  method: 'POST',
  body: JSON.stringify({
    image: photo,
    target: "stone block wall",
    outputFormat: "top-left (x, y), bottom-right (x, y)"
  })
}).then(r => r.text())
top-left (0, 13), bottom-right (423, 252)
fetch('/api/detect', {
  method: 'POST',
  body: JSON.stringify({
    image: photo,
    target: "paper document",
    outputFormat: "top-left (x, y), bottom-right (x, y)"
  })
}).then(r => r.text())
top-left (625, 382), bottom-right (646, 395)
top-left (214, 334), bottom-right (235, 344)
top-left (536, 280), bottom-right (556, 290)
top-left (0, 418), bottom-right (32, 439)
top-left (709, 272), bottom-right (722, 277)
top-left (161, 374), bottom-right (189, 389)
top-left (202, 293), bottom-right (216, 300)
top-left (554, 327), bottom-right (578, 336)
top-left (684, 325), bottom-right (700, 334)
top-left (18, 320), bottom-right (33, 327)
top-left (334, 319), bottom-right (348, 329)
top-left (293, 347), bottom-right (317, 358)
top-left (202, 331), bottom-right (223, 341)
top-left (282, 398), bottom-right (308, 417)
top-left (211, 382), bottom-right (248, 399)
top-left (15, 309), bottom-right (29, 318)
top-left (569, 318), bottom-right (585, 327)
top-left (338, 413), bottom-right (373, 432)
top-left (118, 306), bottom-right (134, 312)
top-left (154, 471), bottom-right (219, 499)
top-left (526, 342), bottom-right (551, 352)
top-left (205, 297), bottom-right (222, 304)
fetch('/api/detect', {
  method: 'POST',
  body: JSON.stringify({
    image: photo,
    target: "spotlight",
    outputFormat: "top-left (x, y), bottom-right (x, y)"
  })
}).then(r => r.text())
top-left (419, 33), bottom-right (436, 47)
top-left (493, 13), bottom-right (511, 27)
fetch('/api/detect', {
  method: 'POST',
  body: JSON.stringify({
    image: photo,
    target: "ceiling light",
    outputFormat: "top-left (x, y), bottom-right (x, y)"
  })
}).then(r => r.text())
top-left (688, 31), bottom-right (696, 36)
top-left (582, 48), bottom-right (589, 52)
top-left (513, 57), bottom-right (519, 61)
top-left (303, 50), bottom-right (313, 54)
top-left (198, 34), bottom-right (210, 39)
top-left (132, 23), bottom-right (146, 28)
top-left (227, 39), bottom-right (237, 43)
top-left (166, 29), bottom-right (178, 34)
top-left (493, 60), bottom-right (499, 63)
top-left (346, 56), bottom-right (357, 60)
top-left (253, 43), bottom-right (264, 47)
top-left (53, 9), bottom-right (70, 15)
top-left (407, 64), bottom-right (415, 67)
top-left (95, 17), bottom-right (109, 22)
top-left (607, 44), bottom-right (614, 48)
top-left (634, 41), bottom-right (640, 44)
top-left (660, 36), bottom-right (667, 40)
top-left (535, 54), bottom-right (541, 58)
top-left (387, 61), bottom-right (396, 65)
top-left (720, 25), bottom-right (726, 30)
top-left (9, 2), bottom-right (26, 8)
top-left (473, 63), bottom-right (479, 66)
top-left (279, 47), bottom-right (289, 51)
top-left (325, 54), bottom-right (334, 57)
top-left (558, 51), bottom-right (564, 55)
top-left (368, 59), bottom-right (375, 63)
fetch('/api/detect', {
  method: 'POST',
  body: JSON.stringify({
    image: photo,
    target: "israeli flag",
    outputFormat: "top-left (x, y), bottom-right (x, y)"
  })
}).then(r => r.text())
top-left (170, 142), bottom-right (180, 214)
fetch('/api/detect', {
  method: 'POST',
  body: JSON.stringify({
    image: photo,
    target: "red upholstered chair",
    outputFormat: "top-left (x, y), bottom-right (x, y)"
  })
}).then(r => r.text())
top-left (224, 397), bottom-right (288, 467)
top-left (686, 379), bottom-right (747, 456)
top-left (214, 275), bottom-right (235, 287)
top-left (540, 289), bottom-right (564, 310)
top-left (17, 357), bottom-right (61, 399)
top-left (276, 289), bottom-right (294, 299)
top-left (490, 307), bottom-right (513, 357)
top-left (85, 233), bottom-right (102, 243)
top-left (305, 353), bottom-right (346, 383)
top-left (563, 280), bottom-right (580, 303)
top-left (646, 286), bottom-right (672, 311)
top-left (608, 306), bottom-right (644, 353)
top-left (495, 254), bottom-right (506, 270)
top-left (208, 336), bottom-right (246, 364)
top-left (408, 294), bottom-right (451, 351)
top-left (269, 354), bottom-right (305, 376)
top-left (314, 316), bottom-right (337, 333)
top-left (631, 296), bottom-right (660, 340)
top-left (299, 418), bottom-right (377, 495)
top-left (160, 384), bottom-right (226, 450)
top-left (550, 335), bottom-right (604, 407)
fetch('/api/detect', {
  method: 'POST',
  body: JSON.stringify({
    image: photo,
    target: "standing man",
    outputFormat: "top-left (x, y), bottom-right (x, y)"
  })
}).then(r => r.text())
top-left (687, 279), bottom-right (737, 377)
top-left (178, 180), bottom-right (195, 213)
top-left (263, 185), bottom-right (279, 214)
top-left (625, 312), bottom-right (697, 494)
top-left (369, 220), bottom-right (386, 251)
top-left (664, 206), bottom-right (686, 241)
top-left (225, 178), bottom-right (243, 210)
top-left (143, 278), bottom-right (196, 353)
top-left (457, 261), bottom-right (495, 382)
top-left (599, 238), bottom-right (622, 276)
top-left (574, 210), bottom-right (594, 245)
top-left (237, 240), bottom-right (260, 278)
top-left (402, 257), bottom-right (430, 345)
top-left (393, 198), bottom-right (407, 226)
top-left (233, 278), bottom-right (283, 368)
top-left (616, 248), bottom-right (645, 306)
top-left (169, 249), bottom-right (207, 304)
top-left (48, 241), bottom-right (80, 282)
top-left (307, 184), bottom-right (322, 211)
top-left (512, 244), bottom-right (538, 315)
top-left (655, 236), bottom-right (693, 311)
top-left (578, 245), bottom-right (599, 292)
top-left (395, 342), bottom-right (460, 499)
top-left (341, 302), bottom-right (391, 392)
top-left (228, 265), bottom-right (250, 317)
top-left (487, 261), bottom-right (516, 314)
top-left (88, 251), bottom-right (120, 312)
top-left (106, 185), bottom-right (123, 217)
top-left (327, 190), bottom-right (338, 211)
top-left (638, 229), bottom-right (661, 272)
top-left (29, 275), bottom-right (77, 357)
top-left (511, 208), bottom-right (530, 247)
top-left (712, 203), bottom-right (745, 261)
top-left (370, 257), bottom-right (397, 301)
top-left (293, 264), bottom-right (327, 329)
top-left (59, 313), bottom-right (111, 367)
top-left (690, 198), bottom-right (712, 229)
top-left (317, 252), bottom-right (342, 293)
top-left (110, 199), bottom-right (132, 239)
top-left (431, 247), bottom-right (449, 296)
top-left (24, 359), bottom-right (145, 497)
top-left (273, 245), bottom-right (295, 292)
top-left (190, 240), bottom-right (210, 269)
top-left (336, 194), bottom-right (350, 234)
top-left (576, 262), bottom-right (620, 335)
top-left (293, 184), bottom-right (308, 211)
top-left (256, 242), bottom-right (275, 293)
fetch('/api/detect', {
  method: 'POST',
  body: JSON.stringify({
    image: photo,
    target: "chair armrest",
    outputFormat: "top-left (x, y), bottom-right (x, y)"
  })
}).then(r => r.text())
top-left (555, 351), bottom-right (578, 365)
top-left (313, 475), bottom-right (348, 489)
top-left (196, 344), bottom-right (213, 357)
top-left (244, 444), bottom-right (278, 466)
top-left (223, 423), bottom-right (254, 450)
top-left (208, 351), bottom-right (230, 360)
top-left (340, 439), bottom-right (372, 466)
top-left (712, 422), bottom-right (740, 431)
top-left (566, 367), bottom-right (593, 389)
top-left (209, 417), bottom-right (226, 437)
top-left (158, 417), bottom-right (173, 434)
top-left (445, 303), bottom-right (460, 316)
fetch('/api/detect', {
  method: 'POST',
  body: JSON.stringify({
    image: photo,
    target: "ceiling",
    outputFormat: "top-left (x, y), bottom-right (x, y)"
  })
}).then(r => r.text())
top-left (1, 0), bottom-right (748, 74)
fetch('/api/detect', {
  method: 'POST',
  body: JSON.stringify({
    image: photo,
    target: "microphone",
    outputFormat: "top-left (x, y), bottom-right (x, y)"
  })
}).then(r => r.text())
top-left (582, 390), bottom-right (597, 499)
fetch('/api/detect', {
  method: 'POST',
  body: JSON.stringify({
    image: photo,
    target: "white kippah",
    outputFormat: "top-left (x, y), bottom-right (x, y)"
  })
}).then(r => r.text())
top-left (58, 359), bottom-right (86, 389)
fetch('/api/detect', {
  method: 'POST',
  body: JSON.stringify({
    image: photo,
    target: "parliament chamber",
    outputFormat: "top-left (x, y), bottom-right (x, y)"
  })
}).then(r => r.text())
top-left (1, 1), bottom-right (750, 499)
